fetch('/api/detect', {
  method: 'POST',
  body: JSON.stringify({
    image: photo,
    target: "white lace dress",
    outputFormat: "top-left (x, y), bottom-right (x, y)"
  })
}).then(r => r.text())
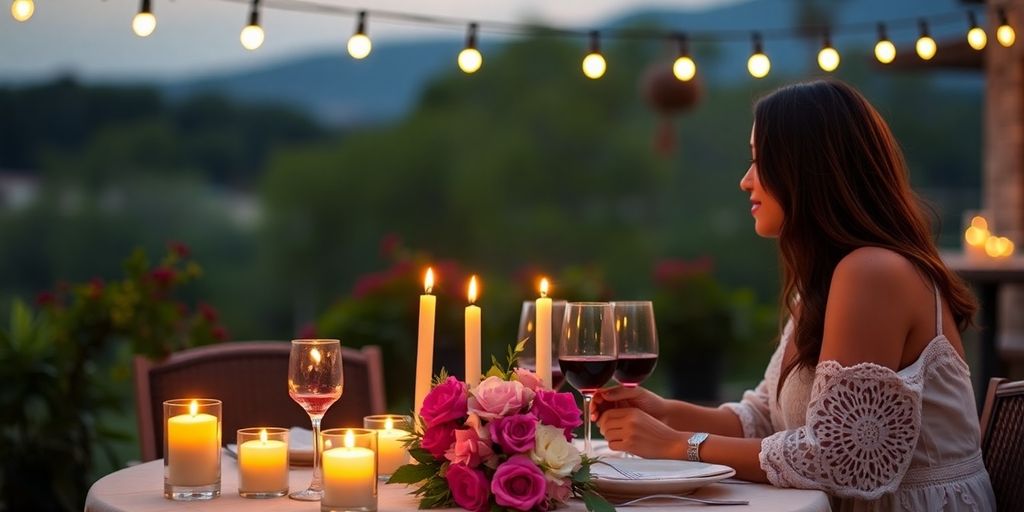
top-left (722, 290), bottom-right (996, 511)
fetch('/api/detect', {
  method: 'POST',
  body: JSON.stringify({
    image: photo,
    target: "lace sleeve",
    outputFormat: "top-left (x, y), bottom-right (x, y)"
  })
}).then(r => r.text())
top-left (720, 378), bottom-right (774, 438)
top-left (759, 361), bottom-right (923, 500)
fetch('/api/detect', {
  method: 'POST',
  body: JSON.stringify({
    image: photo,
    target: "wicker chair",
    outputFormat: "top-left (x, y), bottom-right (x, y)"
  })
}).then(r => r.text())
top-left (979, 377), bottom-right (1024, 511)
top-left (134, 341), bottom-right (385, 461)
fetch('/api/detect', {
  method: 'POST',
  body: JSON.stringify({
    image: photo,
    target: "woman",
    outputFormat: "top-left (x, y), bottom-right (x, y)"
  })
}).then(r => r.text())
top-left (593, 80), bottom-right (995, 511)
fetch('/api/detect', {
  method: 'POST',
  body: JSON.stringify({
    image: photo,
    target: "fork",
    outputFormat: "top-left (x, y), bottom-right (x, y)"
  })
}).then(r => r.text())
top-left (602, 462), bottom-right (644, 479)
top-left (612, 494), bottom-right (749, 507)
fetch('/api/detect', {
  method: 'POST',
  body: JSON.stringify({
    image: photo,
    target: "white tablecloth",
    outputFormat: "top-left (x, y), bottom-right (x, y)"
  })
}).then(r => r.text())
top-left (85, 452), bottom-right (831, 512)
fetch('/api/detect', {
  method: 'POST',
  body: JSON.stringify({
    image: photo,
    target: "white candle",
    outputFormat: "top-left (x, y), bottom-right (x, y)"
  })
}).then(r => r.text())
top-left (465, 275), bottom-right (482, 388)
top-left (415, 268), bottom-right (436, 418)
top-left (167, 401), bottom-right (219, 486)
top-left (238, 429), bottom-right (287, 493)
top-left (322, 432), bottom-right (376, 508)
top-left (377, 417), bottom-right (410, 475)
top-left (536, 278), bottom-right (553, 389)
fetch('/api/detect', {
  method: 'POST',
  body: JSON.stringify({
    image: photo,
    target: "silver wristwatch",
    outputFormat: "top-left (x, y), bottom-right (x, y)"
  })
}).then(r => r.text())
top-left (687, 432), bottom-right (709, 462)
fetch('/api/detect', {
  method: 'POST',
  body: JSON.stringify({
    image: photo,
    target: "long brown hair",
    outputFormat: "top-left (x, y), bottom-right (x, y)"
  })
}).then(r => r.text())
top-left (752, 80), bottom-right (976, 387)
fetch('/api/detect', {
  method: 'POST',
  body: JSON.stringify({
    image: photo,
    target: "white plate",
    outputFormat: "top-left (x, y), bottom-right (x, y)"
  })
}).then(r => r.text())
top-left (590, 458), bottom-right (736, 498)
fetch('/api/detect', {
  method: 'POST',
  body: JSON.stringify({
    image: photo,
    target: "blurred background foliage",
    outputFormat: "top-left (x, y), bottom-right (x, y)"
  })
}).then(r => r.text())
top-left (0, 27), bottom-right (981, 510)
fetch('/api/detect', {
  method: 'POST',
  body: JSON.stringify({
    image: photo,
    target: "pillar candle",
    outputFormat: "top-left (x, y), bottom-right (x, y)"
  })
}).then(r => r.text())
top-left (415, 268), bottom-right (436, 418)
top-left (465, 276), bottom-right (481, 388)
top-left (536, 278), bottom-right (553, 389)
top-left (322, 438), bottom-right (376, 508)
top-left (238, 430), bottom-right (287, 493)
top-left (376, 418), bottom-right (410, 475)
top-left (167, 404), bottom-right (219, 486)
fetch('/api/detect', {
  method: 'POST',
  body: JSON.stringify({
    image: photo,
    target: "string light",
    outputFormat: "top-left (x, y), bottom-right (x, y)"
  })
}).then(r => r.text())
top-left (915, 19), bottom-right (937, 60)
top-left (817, 30), bottom-right (840, 72)
top-left (239, 0), bottom-right (264, 50)
top-left (132, 0), bottom-right (157, 37)
top-left (747, 32), bottom-right (770, 79)
top-left (582, 31), bottom-right (606, 79)
top-left (874, 23), bottom-right (896, 64)
top-left (348, 10), bottom-right (372, 59)
top-left (997, 7), bottom-right (1016, 47)
top-left (672, 33), bottom-right (696, 82)
top-left (966, 11), bottom-right (987, 50)
top-left (458, 23), bottom-right (482, 74)
top-left (10, 0), bottom-right (33, 22)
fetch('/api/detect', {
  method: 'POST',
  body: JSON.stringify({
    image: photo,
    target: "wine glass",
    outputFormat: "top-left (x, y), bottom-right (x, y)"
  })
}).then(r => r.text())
top-left (558, 302), bottom-right (617, 456)
top-left (288, 339), bottom-right (343, 501)
top-left (611, 301), bottom-right (659, 388)
top-left (517, 300), bottom-right (567, 389)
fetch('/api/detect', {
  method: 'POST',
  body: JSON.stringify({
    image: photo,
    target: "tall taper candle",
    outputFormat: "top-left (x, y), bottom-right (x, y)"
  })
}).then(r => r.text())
top-left (465, 276), bottom-right (481, 388)
top-left (536, 278), bottom-right (553, 389)
top-left (415, 268), bottom-right (436, 418)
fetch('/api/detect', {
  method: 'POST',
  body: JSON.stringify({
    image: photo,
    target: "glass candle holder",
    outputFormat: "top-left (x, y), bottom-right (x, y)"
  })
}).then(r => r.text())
top-left (363, 415), bottom-right (412, 479)
top-left (321, 428), bottom-right (378, 512)
top-left (163, 398), bottom-right (222, 500)
top-left (237, 427), bottom-right (289, 498)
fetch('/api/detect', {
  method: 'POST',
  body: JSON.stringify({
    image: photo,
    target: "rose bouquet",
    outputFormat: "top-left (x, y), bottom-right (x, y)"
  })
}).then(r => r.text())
top-left (389, 343), bottom-right (614, 512)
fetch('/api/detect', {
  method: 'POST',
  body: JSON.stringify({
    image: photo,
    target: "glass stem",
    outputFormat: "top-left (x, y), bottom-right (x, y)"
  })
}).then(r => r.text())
top-left (310, 415), bottom-right (323, 491)
top-left (583, 394), bottom-right (593, 457)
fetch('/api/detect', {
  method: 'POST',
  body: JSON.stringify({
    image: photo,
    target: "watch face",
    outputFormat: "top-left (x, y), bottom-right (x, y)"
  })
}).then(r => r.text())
top-left (690, 432), bottom-right (709, 445)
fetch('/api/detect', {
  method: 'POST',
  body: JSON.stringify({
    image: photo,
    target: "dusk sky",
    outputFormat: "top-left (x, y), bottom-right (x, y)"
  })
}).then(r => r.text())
top-left (0, 0), bottom-right (738, 81)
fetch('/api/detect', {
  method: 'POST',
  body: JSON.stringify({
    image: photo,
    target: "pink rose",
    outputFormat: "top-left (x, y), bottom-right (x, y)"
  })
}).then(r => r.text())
top-left (488, 414), bottom-right (537, 454)
top-left (491, 455), bottom-right (547, 511)
top-left (469, 376), bottom-right (534, 420)
top-left (421, 376), bottom-right (468, 427)
top-left (515, 368), bottom-right (545, 391)
top-left (445, 426), bottom-right (494, 468)
top-left (420, 422), bottom-right (457, 459)
top-left (539, 480), bottom-right (572, 511)
top-left (446, 463), bottom-right (490, 512)
top-left (530, 390), bottom-right (582, 440)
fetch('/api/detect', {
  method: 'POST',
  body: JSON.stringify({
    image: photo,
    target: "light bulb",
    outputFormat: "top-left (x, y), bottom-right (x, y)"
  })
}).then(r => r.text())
top-left (967, 27), bottom-right (987, 50)
top-left (817, 47), bottom-right (840, 72)
top-left (348, 33), bottom-right (371, 59)
top-left (673, 56), bottom-right (696, 81)
top-left (748, 53), bottom-right (770, 78)
top-left (10, 0), bottom-right (33, 22)
top-left (582, 53), bottom-right (606, 79)
top-left (133, 12), bottom-right (156, 37)
top-left (458, 48), bottom-right (482, 74)
top-left (916, 36), bottom-right (936, 60)
top-left (875, 40), bottom-right (896, 64)
top-left (997, 24), bottom-right (1016, 47)
top-left (240, 24), bottom-right (264, 50)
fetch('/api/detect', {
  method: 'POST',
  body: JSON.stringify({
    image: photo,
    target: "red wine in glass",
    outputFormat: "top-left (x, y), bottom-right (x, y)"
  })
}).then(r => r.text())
top-left (614, 353), bottom-right (659, 387)
top-left (289, 392), bottom-right (342, 416)
top-left (559, 356), bottom-right (617, 393)
top-left (551, 367), bottom-right (566, 391)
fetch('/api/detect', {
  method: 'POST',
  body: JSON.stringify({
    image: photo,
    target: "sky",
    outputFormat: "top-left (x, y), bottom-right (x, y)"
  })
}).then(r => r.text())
top-left (0, 0), bottom-right (739, 82)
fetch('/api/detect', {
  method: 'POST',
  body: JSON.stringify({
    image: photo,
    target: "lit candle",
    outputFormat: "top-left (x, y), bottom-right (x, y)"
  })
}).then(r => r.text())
top-left (536, 278), bottom-right (553, 389)
top-left (965, 215), bottom-right (990, 261)
top-left (415, 268), bottom-right (436, 418)
top-left (376, 417), bottom-right (410, 476)
top-left (238, 428), bottom-right (288, 495)
top-left (167, 400), bottom-right (219, 486)
top-left (322, 430), bottom-right (376, 508)
top-left (465, 275), bottom-right (482, 388)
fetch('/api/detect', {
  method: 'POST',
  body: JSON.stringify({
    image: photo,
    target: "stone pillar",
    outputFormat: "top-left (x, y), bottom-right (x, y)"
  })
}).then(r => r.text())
top-left (984, 0), bottom-right (1024, 377)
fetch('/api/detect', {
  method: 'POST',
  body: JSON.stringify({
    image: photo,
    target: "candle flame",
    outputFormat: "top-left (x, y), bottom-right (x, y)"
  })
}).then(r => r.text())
top-left (344, 429), bottom-right (355, 448)
top-left (539, 278), bottom-right (549, 298)
top-left (985, 236), bottom-right (1003, 258)
top-left (468, 275), bottom-right (478, 304)
top-left (971, 215), bottom-right (989, 231)
top-left (385, 417), bottom-right (394, 431)
top-left (424, 268), bottom-right (434, 294)
top-left (189, 400), bottom-right (198, 416)
top-left (965, 226), bottom-right (989, 247)
top-left (310, 347), bottom-right (322, 364)
top-left (260, 428), bottom-right (268, 443)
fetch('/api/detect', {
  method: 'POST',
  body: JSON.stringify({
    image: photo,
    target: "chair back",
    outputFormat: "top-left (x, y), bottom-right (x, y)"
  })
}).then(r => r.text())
top-left (134, 341), bottom-right (385, 461)
top-left (979, 377), bottom-right (1024, 511)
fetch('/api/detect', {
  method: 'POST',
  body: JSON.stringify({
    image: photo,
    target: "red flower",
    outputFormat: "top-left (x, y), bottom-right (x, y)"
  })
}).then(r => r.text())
top-left (150, 267), bottom-right (176, 287)
top-left (35, 291), bottom-right (56, 307)
top-left (168, 241), bottom-right (190, 259)
top-left (88, 278), bottom-right (105, 299)
top-left (297, 323), bottom-right (317, 339)
top-left (352, 273), bottom-right (387, 299)
top-left (211, 326), bottom-right (229, 341)
top-left (378, 233), bottom-right (401, 259)
top-left (199, 303), bottom-right (219, 323)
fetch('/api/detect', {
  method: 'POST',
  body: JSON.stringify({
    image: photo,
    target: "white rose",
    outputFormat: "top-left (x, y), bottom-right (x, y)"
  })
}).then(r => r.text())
top-left (530, 424), bottom-right (582, 482)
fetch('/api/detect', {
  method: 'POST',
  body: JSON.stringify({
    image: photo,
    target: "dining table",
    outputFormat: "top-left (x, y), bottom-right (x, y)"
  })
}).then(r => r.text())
top-left (85, 451), bottom-right (832, 512)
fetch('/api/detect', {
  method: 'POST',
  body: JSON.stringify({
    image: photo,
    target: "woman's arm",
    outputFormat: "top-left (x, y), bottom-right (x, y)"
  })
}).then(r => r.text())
top-left (592, 386), bottom-right (745, 437)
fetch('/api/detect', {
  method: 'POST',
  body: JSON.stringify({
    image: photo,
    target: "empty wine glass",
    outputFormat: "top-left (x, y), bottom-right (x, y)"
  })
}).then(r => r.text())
top-left (612, 301), bottom-right (659, 388)
top-left (558, 302), bottom-right (617, 456)
top-left (517, 300), bottom-right (567, 389)
top-left (288, 339), bottom-right (343, 501)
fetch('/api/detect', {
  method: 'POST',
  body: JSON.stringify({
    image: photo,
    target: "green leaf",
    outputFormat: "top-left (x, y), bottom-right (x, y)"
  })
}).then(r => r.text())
top-left (582, 490), bottom-right (616, 512)
top-left (572, 464), bottom-right (591, 484)
top-left (387, 463), bottom-right (436, 484)
top-left (409, 447), bottom-right (438, 465)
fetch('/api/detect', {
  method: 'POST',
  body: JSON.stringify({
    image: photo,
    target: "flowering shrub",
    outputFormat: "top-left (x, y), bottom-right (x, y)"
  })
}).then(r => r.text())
top-left (389, 343), bottom-right (613, 512)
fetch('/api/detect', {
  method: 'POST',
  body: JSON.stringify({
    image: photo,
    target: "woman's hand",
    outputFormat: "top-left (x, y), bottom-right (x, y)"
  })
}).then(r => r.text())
top-left (596, 407), bottom-right (688, 459)
top-left (591, 385), bottom-right (670, 422)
